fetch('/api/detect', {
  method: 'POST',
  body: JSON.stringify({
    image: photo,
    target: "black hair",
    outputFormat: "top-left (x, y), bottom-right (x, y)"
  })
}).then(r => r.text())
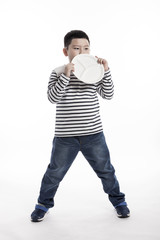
top-left (64, 30), bottom-right (90, 49)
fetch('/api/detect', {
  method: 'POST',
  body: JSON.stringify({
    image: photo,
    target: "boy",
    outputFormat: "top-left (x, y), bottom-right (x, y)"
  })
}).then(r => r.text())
top-left (31, 30), bottom-right (130, 222)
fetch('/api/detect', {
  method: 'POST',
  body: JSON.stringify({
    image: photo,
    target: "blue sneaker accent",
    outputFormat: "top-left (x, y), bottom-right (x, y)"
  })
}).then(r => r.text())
top-left (35, 204), bottom-right (48, 212)
top-left (114, 201), bottom-right (127, 208)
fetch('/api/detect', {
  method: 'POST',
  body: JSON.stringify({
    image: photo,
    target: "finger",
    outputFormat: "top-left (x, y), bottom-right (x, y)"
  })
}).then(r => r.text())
top-left (98, 58), bottom-right (103, 64)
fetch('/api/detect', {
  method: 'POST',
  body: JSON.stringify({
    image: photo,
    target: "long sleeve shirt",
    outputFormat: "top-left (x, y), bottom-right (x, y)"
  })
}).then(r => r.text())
top-left (47, 65), bottom-right (114, 137)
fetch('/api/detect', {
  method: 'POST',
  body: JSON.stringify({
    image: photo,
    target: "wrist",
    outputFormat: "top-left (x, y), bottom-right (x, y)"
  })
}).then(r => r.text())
top-left (104, 66), bottom-right (109, 71)
top-left (64, 73), bottom-right (70, 78)
top-left (64, 70), bottom-right (70, 78)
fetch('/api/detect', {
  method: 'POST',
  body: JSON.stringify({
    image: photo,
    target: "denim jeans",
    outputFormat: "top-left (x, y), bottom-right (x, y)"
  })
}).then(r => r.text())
top-left (38, 132), bottom-right (125, 208)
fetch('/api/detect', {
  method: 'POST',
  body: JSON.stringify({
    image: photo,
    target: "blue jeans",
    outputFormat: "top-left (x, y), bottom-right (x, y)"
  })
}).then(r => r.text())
top-left (38, 132), bottom-right (125, 208)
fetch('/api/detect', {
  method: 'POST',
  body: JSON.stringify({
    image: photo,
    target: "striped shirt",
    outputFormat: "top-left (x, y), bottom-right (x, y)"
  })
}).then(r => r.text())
top-left (47, 65), bottom-right (114, 137)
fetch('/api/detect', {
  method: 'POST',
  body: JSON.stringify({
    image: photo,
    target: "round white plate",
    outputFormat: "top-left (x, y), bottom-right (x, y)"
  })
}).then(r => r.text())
top-left (72, 54), bottom-right (104, 84)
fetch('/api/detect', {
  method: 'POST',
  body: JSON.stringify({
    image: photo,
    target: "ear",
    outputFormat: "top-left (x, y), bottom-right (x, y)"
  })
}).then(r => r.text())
top-left (63, 48), bottom-right (68, 57)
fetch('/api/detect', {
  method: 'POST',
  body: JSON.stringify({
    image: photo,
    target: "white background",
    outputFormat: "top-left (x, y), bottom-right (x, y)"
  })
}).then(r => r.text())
top-left (0, 0), bottom-right (160, 239)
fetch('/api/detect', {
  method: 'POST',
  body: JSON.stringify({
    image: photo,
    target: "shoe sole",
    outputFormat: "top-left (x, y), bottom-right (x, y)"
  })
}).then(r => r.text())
top-left (31, 217), bottom-right (44, 222)
top-left (116, 212), bottom-right (130, 218)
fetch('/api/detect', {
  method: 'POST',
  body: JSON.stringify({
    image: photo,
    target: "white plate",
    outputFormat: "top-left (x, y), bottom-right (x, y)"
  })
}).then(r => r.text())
top-left (72, 54), bottom-right (104, 84)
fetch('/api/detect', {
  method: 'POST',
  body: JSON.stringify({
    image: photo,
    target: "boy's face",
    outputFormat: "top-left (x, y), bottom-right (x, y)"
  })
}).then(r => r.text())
top-left (63, 38), bottom-right (90, 62)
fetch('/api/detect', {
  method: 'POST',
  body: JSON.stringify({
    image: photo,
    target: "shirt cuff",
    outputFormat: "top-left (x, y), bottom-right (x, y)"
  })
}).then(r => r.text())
top-left (104, 68), bottom-right (110, 75)
top-left (60, 73), bottom-right (70, 84)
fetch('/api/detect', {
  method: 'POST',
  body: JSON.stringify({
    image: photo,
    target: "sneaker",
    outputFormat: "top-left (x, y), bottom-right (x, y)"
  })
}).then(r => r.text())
top-left (31, 204), bottom-right (48, 222)
top-left (115, 205), bottom-right (130, 218)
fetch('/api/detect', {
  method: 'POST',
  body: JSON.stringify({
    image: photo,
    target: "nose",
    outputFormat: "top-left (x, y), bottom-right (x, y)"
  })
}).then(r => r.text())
top-left (79, 47), bottom-right (84, 54)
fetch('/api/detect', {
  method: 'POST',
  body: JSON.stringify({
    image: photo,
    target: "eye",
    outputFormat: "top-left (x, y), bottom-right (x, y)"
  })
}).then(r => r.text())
top-left (74, 47), bottom-right (79, 50)
top-left (85, 47), bottom-right (89, 50)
